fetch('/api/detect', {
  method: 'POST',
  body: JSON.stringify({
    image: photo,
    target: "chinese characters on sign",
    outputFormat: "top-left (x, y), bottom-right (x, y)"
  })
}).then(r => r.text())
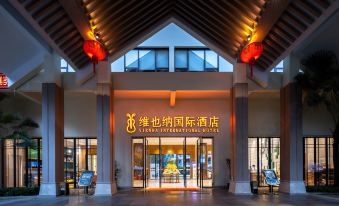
top-left (0, 73), bottom-right (8, 89)
top-left (126, 113), bottom-right (219, 134)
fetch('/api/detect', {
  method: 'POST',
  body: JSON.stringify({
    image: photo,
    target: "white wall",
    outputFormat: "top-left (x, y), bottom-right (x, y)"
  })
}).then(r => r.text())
top-left (0, 92), bottom-right (97, 137)
top-left (64, 92), bottom-right (97, 137)
top-left (0, 94), bottom-right (41, 137)
top-left (248, 92), bottom-right (334, 137)
top-left (249, 93), bottom-right (280, 137)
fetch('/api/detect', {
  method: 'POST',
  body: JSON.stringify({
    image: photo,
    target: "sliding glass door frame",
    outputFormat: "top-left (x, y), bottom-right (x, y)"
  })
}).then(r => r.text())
top-left (132, 136), bottom-right (213, 189)
top-left (248, 137), bottom-right (280, 187)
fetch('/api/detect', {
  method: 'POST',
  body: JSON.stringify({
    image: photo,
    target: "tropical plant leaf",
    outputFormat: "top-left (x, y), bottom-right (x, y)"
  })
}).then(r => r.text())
top-left (0, 93), bottom-right (7, 102)
top-left (19, 118), bottom-right (39, 129)
top-left (297, 50), bottom-right (339, 126)
top-left (0, 113), bottom-right (22, 124)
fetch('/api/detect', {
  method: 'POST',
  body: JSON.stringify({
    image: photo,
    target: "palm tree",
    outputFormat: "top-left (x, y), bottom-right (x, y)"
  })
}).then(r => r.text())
top-left (0, 93), bottom-right (39, 148)
top-left (295, 50), bottom-right (339, 186)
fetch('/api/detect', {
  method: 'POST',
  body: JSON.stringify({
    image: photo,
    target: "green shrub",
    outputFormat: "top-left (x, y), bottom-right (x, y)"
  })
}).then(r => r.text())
top-left (306, 186), bottom-right (339, 193)
top-left (0, 187), bottom-right (39, 196)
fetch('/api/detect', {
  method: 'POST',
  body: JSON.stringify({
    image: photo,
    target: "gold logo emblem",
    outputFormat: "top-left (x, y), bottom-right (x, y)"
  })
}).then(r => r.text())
top-left (126, 113), bottom-right (136, 134)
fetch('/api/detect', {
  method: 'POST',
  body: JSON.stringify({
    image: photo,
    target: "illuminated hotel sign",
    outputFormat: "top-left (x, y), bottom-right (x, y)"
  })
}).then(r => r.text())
top-left (0, 73), bottom-right (8, 89)
top-left (126, 113), bottom-right (219, 134)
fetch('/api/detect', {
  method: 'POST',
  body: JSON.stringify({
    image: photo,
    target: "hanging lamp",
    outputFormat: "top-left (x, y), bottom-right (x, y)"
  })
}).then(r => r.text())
top-left (240, 42), bottom-right (263, 77)
top-left (83, 40), bottom-right (107, 73)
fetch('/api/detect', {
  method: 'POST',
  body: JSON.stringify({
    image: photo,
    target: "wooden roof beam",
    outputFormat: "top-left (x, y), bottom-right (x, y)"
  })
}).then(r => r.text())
top-left (58, 0), bottom-right (92, 41)
top-left (8, 0), bottom-right (79, 70)
top-left (251, 0), bottom-right (291, 42)
top-left (265, 0), bottom-right (339, 72)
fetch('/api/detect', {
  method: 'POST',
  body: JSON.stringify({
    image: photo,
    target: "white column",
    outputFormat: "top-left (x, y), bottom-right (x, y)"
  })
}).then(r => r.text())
top-left (279, 55), bottom-right (306, 194)
top-left (39, 53), bottom-right (63, 196)
top-left (229, 63), bottom-right (251, 194)
top-left (95, 61), bottom-right (117, 195)
top-left (39, 83), bottom-right (64, 196)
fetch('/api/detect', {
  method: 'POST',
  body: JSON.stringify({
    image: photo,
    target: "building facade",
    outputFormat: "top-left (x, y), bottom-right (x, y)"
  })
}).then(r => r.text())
top-left (0, 0), bottom-right (338, 196)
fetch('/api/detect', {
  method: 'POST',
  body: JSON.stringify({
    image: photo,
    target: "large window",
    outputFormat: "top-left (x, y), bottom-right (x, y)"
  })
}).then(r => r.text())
top-left (64, 138), bottom-right (97, 189)
top-left (175, 48), bottom-right (219, 72)
top-left (270, 61), bottom-right (283, 72)
top-left (0, 137), bottom-right (96, 189)
top-left (1, 138), bottom-right (42, 188)
top-left (304, 137), bottom-right (334, 186)
top-left (125, 48), bottom-right (169, 72)
top-left (248, 137), bottom-right (280, 187)
top-left (61, 59), bottom-right (75, 72)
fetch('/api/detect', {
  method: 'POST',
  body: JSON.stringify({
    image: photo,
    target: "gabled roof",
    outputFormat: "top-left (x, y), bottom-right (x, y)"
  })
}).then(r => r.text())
top-left (8, 0), bottom-right (339, 74)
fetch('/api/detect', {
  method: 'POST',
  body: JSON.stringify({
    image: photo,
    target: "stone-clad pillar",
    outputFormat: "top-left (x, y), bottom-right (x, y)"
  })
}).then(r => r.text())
top-left (39, 83), bottom-right (64, 196)
top-left (95, 61), bottom-right (117, 195)
top-left (229, 63), bottom-right (251, 194)
top-left (279, 55), bottom-right (306, 193)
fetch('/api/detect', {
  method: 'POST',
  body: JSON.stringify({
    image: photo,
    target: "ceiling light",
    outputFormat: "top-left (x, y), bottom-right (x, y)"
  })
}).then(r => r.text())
top-left (95, 33), bottom-right (100, 39)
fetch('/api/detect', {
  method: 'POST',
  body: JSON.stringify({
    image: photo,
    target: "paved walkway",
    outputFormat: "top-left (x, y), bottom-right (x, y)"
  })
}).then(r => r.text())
top-left (0, 189), bottom-right (339, 206)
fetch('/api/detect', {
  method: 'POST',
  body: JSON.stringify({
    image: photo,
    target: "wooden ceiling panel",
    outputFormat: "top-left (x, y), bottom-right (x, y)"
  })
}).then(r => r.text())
top-left (10, 0), bottom-right (338, 72)
top-left (258, 0), bottom-right (334, 70)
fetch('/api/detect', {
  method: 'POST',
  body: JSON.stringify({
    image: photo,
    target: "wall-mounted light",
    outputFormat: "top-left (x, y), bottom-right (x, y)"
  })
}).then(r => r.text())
top-left (170, 90), bottom-right (176, 107)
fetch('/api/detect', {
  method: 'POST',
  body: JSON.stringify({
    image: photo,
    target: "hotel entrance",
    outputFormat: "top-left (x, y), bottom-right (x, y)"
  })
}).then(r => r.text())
top-left (132, 137), bottom-right (213, 189)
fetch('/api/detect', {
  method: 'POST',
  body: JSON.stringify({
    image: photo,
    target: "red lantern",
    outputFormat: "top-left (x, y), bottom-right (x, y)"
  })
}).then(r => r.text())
top-left (83, 40), bottom-right (107, 73)
top-left (0, 73), bottom-right (8, 89)
top-left (240, 42), bottom-right (263, 77)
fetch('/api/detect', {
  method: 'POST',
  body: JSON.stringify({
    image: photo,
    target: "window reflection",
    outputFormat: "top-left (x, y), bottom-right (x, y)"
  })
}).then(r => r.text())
top-left (304, 137), bottom-right (334, 186)
top-left (64, 138), bottom-right (97, 189)
top-left (175, 48), bottom-right (219, 72)
top-left (248, 137), bottom-right (280, 187)
top-left (125, 48), bottom-right (169, 72)
top-left (1, 138), bottom-right (96, 189)
top-left (139, 50), bottom-right (156, 71)
top-left (2, 139), bottom-right (42, 188)
top-left (125, 50), bottom-right (139, 69)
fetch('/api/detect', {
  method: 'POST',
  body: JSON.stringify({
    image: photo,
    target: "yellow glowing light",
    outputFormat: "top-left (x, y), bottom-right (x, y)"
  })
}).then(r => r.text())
top-left (86, 20), bottom-right (98, 40)
top-left (125, 113), bottom-right (220, 134)
top-left (126, 113), bottom-right (136, 134)
top-left (87, 30), bottom-right (95, 40)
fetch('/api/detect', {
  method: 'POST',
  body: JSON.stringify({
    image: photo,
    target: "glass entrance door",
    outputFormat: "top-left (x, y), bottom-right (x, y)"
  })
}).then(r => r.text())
top-left (132, 137), bottom-right (213, 188)
top-left (201, 138), bottom-right (213, 187)
top-left (196, 137), bottom-right (213, 188)
top-left (160, 137), bottom-right (185, 188)
top-left (145, 137), bottom-right (160, 188)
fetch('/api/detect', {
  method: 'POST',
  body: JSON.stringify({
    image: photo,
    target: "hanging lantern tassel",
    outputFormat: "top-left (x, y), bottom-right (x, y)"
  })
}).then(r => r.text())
top-left (91, 56), bottom-right (98, 73)
top-left (83, 40), bottom-right (107, 73)
top-left (249, 58), bottom-right (255, 78)
top-left (240, 42), bottom-right (263, 78)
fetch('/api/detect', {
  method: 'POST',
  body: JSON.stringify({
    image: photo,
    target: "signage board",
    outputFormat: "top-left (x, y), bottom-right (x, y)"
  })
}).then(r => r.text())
top-left (262, 169), bottom-right (280, 186)
top-left (0, 73), bottom-right (8, 89)
top-left (126, 113), bottom-right (220, 134)
top-left (78, 171), bottom-right (94, 187)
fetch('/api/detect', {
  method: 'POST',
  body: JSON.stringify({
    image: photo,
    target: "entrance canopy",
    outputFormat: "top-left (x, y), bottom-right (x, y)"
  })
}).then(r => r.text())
top-left (5, 0), bottom-right (338, 77)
